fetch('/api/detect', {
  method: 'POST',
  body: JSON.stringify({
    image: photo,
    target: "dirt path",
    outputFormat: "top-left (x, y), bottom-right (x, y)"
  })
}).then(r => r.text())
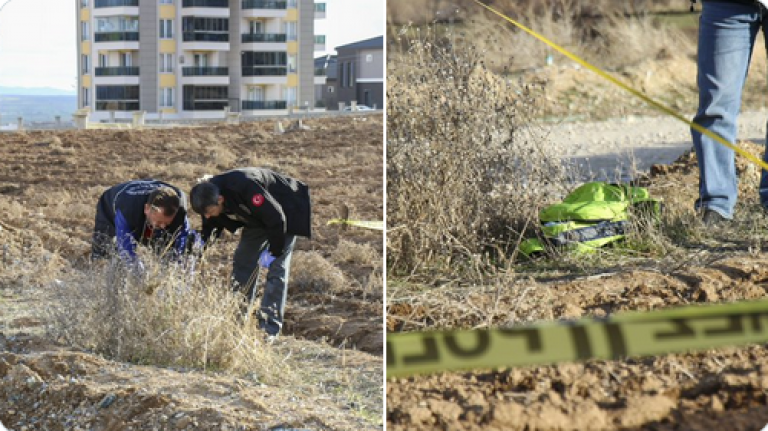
top-left (544, 109), bottom-right (768, 181)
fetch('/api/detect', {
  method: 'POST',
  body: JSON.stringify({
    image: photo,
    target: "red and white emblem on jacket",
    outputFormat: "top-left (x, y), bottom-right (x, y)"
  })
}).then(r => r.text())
top-left (252, 193), bottom-right (265, 207)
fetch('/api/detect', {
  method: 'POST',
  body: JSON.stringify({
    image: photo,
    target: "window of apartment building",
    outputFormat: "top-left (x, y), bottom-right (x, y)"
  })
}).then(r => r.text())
top-left (249, 20), bottom-right (263, 34)
top-left (81, 21), bottom-right (90, 41)
top-left (98, 54), bottom-right (107, 67)
top-left (194, 54), bottom-right (209, 67)
top-left (96, 85), bottom-right (140, 100)
top-left (327, 86), bottom-right (334, 93)
top-left (345, 62), bottom-right (354, 87)
top-left (366, 54), bottom-right (373, 63)
top-left (120, 53), bottom-right (132, 67)
top-left (160, 88), bottom-right (175, 107)
top-left (285, 22), bottom-right (296, 41)
top-left (160, 54), bottom-right (174, 73)
top-left (80, 0), bottom-right (89, 7)
top-left (160, 0), bottom-right (172, 3)
top-left (95, 85), bottom-right (140, 111)
top-left (287, 54), bottom-right (297, 73)
top-left (96, 17), bottom-right (138, 32)
top-left (242, 52), bottom-right (287, 66)
top-left (247, 87), bottom-right (264, 101)
top-left (284, 87), bottom-right (296, 106)
top-left (82, 88), bottom-right (90, 107)
top-left (183, 17), bottom-right (229, 32)
top-left (82, 55), bottom-right (90, 75)
top-left (160, 19), bottom-right (174, 39)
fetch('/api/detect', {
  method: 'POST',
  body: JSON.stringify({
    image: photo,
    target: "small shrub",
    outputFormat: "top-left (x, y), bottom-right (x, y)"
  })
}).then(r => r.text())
top-left (45, 250), bottom-right (291, 382)
top-left (291, 251), bottom-right (348, 293)
top-left (387, 25), bottom-right (570, 277)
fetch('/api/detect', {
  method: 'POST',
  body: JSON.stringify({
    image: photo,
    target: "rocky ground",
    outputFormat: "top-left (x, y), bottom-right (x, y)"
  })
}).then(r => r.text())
top-left (0, 114), bottom-right (384, 430)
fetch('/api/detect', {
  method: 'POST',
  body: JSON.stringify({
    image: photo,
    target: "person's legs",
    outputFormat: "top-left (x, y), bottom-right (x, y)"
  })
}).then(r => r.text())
top-left (92, 208), bottom-right (115, 259)
top-left (232, 228), bottom-right (268, 302)
top-left (259, 235), bottom-right (296, 336)
top-left (693, 1), bottom-right (761, 219)
top-left (759, 11), bottom-right (768, 206)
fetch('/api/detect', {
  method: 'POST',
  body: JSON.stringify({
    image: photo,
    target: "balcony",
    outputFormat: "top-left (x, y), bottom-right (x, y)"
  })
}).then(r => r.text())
top-left (95, 32), bottom-right (139, 42)
top-left (314, 67), bottom-right (325, 76)
top-left (242, 66), bottom-right (287, 76)
top-left (182, 66), bottom-right (229, 76)
top-left (95, 0), bottom-right (138, 7)
top-left (243, 0), bottom-right (286, 9)
top-left (242, 33), bottom-right (287, 43)
top-left (95, 66), bottom-right (139, 76)
top-left (182, 32), bottom-right (229, 42)
top-left (95, 101), bottom-right (140, 111)
top-left (182, 0), bottom-right (228, 7)
top-left (183, 101), bottom-right (229, 111)
top-left (242, 100), bottom-right (287, 110)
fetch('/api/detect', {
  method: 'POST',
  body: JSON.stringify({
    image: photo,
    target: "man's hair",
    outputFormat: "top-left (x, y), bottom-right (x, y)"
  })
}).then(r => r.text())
top-left (147, 187), bottom-right (180, 217)
top-left (190, 181), bottom-right (221, 214)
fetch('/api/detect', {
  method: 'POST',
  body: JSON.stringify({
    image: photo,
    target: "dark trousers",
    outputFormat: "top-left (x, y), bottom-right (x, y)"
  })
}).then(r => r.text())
top-left (92, 210), bottom-right (115, 259)
top-left (232, 228), bottom-right (296, 336)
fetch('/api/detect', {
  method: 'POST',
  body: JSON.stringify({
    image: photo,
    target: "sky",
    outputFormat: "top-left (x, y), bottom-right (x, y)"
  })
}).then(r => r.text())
top-left (0, 0), bottom-right (384, 93)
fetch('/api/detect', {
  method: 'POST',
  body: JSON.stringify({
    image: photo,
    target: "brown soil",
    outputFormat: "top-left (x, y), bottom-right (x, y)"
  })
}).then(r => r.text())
top-left (386, 134), bottom-right (768, 429)
top-left (0, 115), bottom-right (383, 429)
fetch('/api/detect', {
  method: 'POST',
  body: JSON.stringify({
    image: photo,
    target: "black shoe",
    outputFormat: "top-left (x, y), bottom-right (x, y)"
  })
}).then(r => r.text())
top-left (702, 209), bottom-right (728, 226)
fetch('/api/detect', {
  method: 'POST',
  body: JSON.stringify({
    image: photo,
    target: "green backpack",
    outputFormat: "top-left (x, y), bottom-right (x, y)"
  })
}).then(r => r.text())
top-left (519, 182), bottom-right (662, 257)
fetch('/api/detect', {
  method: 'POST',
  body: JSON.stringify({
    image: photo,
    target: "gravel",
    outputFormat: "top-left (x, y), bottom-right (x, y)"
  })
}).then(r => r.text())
top-left (543, 108), bottom-right (768, 181)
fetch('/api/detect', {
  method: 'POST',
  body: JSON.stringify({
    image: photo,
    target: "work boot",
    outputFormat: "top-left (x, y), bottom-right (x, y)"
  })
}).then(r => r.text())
top-left (702, 209), bottom-right (729, 227)
top-left (258, 314), bottom-right (282, 337)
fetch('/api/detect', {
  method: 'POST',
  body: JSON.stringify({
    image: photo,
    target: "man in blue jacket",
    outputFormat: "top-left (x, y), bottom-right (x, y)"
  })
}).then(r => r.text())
top-left (189, 168), bottom-right (311, 337)
top-left (92, 180), bottom-right (191, 267)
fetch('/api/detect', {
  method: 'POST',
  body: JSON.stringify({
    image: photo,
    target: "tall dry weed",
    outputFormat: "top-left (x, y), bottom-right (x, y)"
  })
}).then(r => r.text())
top-left (44, 249), bottom-right (291, 383)
top-left (387, 26), bottom-right (570, 277)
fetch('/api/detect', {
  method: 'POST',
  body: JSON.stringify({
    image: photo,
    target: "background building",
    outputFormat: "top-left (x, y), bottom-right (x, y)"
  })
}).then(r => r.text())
top-left (76, 0), bottom-right (325, 120)
top-left (314, 53), bottom-right (336, 109)
top-left (333, 35), bottom-right (382, 110)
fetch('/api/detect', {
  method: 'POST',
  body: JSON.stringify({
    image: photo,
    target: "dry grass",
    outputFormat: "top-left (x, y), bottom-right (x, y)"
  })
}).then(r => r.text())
top-left (291, 250), bottom-right (348, 294)
top-left (44, 249), bottom-right (292, 381)
top-left (387, 25), bottom-right (571, 278)
top-left (387, 0), bottom-right (692, 75)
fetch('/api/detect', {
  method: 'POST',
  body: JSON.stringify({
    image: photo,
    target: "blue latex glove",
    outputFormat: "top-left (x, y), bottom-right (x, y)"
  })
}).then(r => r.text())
top-left (258, 250), bottom-right (276, 268)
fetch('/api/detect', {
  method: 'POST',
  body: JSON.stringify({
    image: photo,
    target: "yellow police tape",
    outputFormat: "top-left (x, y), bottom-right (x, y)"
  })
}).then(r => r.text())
top-left (470, 0), bottom-right (768, 172)
top-left (327, 218), bottom-right (384, 230)
top-left (387, 298), bottom-right (768, 378)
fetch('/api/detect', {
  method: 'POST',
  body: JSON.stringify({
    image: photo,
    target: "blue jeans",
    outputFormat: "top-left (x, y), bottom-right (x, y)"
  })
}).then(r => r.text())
top-left (692, 1), bottom-right (768, 219)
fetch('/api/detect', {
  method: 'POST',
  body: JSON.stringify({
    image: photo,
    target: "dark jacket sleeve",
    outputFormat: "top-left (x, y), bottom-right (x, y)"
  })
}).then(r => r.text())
top-left (200, 216), bottom-right (224, 244)
top-left (242, 182), bottom-right (287, 256)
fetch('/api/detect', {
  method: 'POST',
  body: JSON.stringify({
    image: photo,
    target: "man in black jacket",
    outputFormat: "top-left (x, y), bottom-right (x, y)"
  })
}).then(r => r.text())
top-left (190, 168), bottom-right (311, 337)
top-left (92, 180), bottom-right (191, 267)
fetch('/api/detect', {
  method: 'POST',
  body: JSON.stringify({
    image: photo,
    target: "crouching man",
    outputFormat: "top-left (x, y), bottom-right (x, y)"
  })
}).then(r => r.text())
top-left (92, 180), bottom-right (191, 270)
top-left (190, 168), bottom-right (311, 337)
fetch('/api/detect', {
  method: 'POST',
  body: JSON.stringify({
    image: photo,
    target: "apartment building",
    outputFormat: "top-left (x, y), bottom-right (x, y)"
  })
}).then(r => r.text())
top-left (76, 0), bottom-right (325, 120)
